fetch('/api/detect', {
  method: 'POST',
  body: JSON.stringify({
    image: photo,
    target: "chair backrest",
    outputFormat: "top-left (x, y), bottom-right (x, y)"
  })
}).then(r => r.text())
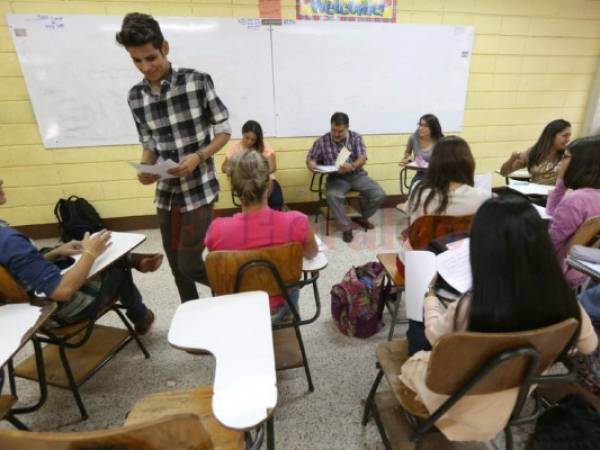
top-left (0, 265), bottom-right (30, 303)
top-left (0, 413), bottom-right (213, 450)
top-left (426, 318), bottom-right (579, 396)
top-left (568, 215), bottom-right (600, 251)
top-left (407, 215), bottom-right (473, 250)
top-left (206, 242), bottom-right (303, 296)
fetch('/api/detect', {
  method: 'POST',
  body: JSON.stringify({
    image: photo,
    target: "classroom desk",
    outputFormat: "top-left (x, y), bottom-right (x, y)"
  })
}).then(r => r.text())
top-left (507, 180), bottom-right (554, 197)
top-left (1, 301), bottom-right (56, 428)
top-left (399, 161), bottom-right (428, 195)
top-left (167, 291), bottom-right (277, 431)
top-left (496, 168), bottom-right (531, 184)
top-left (567, 257), bottom-right (600, 281)
top-left (376, 253), bottom-right (406, 341)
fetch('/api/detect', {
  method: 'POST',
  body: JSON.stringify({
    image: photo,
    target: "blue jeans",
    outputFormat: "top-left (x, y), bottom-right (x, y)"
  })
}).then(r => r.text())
top-left (580, 281), bottom-right (600, 325)
top-left (271, 288), bottom-right (300, 324)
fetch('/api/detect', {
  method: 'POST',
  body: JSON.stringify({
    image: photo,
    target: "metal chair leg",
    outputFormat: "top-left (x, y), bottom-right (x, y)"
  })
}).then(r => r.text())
top-left (293, 326), bottom-right (314, 392)
top-left (11, 337), bottom-right (48, 415)
top-left (372, 400), bottom-right (392, 450)
top-left (114, 307), bottom-right (150, 359)
top-left (387, 292), bottom-right (402, 341)
top-left (362, 368), bottom-right (384, 425)
top-left (266, 416), bottom-right (275, 450)
top-left (58, 343), bottom-right (88, 420)
top-left (6, 414), bottom-right (29, 430)
top-left (505, 426), bottom-right (514, 450)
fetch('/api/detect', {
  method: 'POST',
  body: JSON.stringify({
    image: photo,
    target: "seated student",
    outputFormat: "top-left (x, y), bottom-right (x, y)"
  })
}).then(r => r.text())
top-left (222, 120), bottom-right (284, 210)
top-left (499, 119), bottom-right (572, 185)
top-left (206, 151), bottom-right (318, 322)
top-left (407, 135), bottom-right (489, 226)
top-left (546, 136), bottom-right (600, 287)
top-left (0, 178), bottom-right (157, 332)
top-left (306, 112), bottom-right (386, 243)
top-left (400, 196), bottom-right (598, 442)
top-left (400, 113), bottom-right (444, 189)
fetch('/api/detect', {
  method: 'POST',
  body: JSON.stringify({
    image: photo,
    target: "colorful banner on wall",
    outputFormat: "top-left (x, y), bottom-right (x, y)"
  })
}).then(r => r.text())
top-left (296, 0), bottom-right (396, 22)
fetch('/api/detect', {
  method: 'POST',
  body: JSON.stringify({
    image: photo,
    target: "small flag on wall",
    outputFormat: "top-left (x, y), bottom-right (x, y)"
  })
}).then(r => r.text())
top-left (260, 0), bottom-right (282, 18)
top-left (296, 0), bottom-right (396, 22)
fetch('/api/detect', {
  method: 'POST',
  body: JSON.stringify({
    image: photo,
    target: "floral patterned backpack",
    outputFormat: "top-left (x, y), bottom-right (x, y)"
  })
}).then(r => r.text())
top-left (330, 262), bottom-right (388, 338)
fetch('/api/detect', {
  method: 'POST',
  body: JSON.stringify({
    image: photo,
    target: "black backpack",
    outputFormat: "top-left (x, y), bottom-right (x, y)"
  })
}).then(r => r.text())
top-left (54, 196), bottom-right (104, 242)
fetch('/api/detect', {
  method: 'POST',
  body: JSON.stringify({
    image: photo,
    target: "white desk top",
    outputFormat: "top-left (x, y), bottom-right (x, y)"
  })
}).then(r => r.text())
top-left (508, 180), bottom-right (554, 196)
top-left (0, 303), bottom-right (42, 367)
top-left (302, 251), bottom-right (328, 272)
top-left (314, 165), bottom-right (337, 173)
top-left (61, 231), bottom-right (145, 278)
top-left (168, 291), bottom-right (277, 430)
top-left (495, 168), bottom-right (530, 179)
top-left (404, 161), bottom-right (428, 170)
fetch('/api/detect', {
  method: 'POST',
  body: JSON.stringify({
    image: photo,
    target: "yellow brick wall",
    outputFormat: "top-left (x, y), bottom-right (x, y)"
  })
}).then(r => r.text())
top-left (1, 0), bottom-right (600, 226)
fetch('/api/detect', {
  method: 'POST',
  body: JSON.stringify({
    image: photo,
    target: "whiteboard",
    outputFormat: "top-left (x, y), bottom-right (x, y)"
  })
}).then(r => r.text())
top-left (7, 15), bottom-right (274, 148)
top-left (272, 21), bottom-right (473, 137)
top-left (8, 15), bottom-right (473, 148)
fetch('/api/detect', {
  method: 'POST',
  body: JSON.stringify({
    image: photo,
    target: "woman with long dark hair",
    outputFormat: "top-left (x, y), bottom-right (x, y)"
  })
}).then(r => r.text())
top-left (500, 119), bottom-right (572, 185)
top-left (401, 195), bottom-right (597, 442)
top-left (407, 135), bottom-right (489, 225)
top-left (222, 120), bottom-right (284, 210)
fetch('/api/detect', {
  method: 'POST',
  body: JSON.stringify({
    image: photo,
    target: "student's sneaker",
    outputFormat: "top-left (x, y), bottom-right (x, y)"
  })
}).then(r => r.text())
top-left (353, 217), bottom-right (375, 230)
top-left (134, 309), bottom-right (155, 336)
top-left (342, 229), bottom-right (354, 243)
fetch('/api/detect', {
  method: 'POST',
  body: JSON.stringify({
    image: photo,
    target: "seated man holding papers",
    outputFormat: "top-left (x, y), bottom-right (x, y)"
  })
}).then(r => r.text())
top-left (0, 178), bottom-right (157, 332)
top-left (306, 112), bottom-right (386, 243)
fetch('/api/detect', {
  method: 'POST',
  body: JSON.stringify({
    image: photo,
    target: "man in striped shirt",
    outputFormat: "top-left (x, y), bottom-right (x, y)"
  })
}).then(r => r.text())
top-left (117, 13), bottom-right (231, 302)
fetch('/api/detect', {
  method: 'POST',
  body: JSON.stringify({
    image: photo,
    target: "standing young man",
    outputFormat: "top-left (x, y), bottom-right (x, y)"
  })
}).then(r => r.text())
top-left (307, 112), bottom-right (386, 243)
top-left (116, 13), bottom-right (231, 302)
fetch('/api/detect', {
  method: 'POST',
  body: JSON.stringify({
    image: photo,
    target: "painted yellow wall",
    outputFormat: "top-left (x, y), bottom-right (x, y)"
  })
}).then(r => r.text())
top-left (1, 0), bottom-right (600, 226)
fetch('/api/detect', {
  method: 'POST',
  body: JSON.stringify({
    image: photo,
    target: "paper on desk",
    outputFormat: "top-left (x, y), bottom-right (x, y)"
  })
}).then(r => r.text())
top-left (436, 239), bottom-right (472, 294)
top-left (128, 160), bottom-right (179, 180)
top-left (405, 251), bottom-right (437, 322)
top-left (508, 180), bottom-right (554, 196)
top-left (533, 204), bottom-right (552, 220)
top-left (314, 235), bottom-right (327, 252)
top-left (474, 173), bottom-right (492, 195)
top-left (335, 147), bottom-right (351, 168)
top-left (314, 165), bottom-right (337, 173)
top-left (0, 303), bottom-right (42, 367)
top-left (405, 238), bottom-right (472, 322)
top-left (61, 231), bottom-right (146, 277)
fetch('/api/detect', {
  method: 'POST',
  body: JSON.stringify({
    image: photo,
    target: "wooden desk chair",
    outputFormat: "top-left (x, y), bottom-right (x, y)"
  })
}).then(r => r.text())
top-left (0, 402), bottom-right (260, 450)
top-left (309, 172), bottom-right (366, 236)
top-left (206, 242), bottom-right (319, 392)
top-left (0, 265), bottom-right (150, 421)
top-left (407, 214), bottom-right (473, 250)
top-left (362, 318), bottom-right (579, 450)
top-left (568, 215), bottom-right (600, 251)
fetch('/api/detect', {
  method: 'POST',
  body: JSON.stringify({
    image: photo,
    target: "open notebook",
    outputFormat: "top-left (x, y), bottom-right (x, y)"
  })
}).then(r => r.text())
top-left (405, 238), bottom-right (471, 322)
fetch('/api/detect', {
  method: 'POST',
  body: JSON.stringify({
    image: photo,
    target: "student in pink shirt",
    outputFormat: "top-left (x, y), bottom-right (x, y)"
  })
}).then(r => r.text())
top-left (547, 136), bottom-right (600, 287)
top-left (221, 120), bottom-right (284, 210)
top-left (206, 150), bottom-right (318, 322)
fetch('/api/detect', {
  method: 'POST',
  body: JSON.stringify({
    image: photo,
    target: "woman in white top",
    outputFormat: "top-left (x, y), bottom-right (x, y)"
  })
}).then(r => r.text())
top-left (408, 136), bottom-right (489, 225)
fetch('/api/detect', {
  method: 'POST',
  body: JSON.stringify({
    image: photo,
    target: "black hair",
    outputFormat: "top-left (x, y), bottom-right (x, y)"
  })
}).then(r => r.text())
top-left (563, 135), bottom-right (600, 190)
top-left (526, 394), bottom-right (600, 450)
top-left (461, 195), bottom-right (580, 333)
top-left (115, 13), bottom-right (165, 49)
top-left (409, 136), bottom-right (475, 215)
top-left (241, 120), bottom-right (265, 153)
top-left (330, 112), bottom-right (349, 127)
top-left (527, 119), bottom-right (571, 171)
top-left (419, 113), bottom-right (444, 140)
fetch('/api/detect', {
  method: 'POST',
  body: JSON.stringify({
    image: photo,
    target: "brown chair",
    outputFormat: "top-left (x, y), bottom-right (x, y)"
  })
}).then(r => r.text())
top-left (406, 214), bottom-right (473, 250)
top-left (568, 215), bottom-right (600, 251)
top-left (309, 172), bottom-right (366, 236)
top-left (205, 242), bottom-right (320, 392)
top-left (382, 214), bottom-right (473, 341)
top-left (362, 319), bottom-right (579, 450)
top-left (0, 405), bottom-right (256, 450)
top-left (0, 265), bottom-right (150, 421)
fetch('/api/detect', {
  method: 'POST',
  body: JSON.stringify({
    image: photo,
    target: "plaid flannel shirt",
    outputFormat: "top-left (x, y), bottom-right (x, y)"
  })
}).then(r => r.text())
top-left (307, 130), bottom-right (367, 172)
top-left (128, 66), bottom-right (231, 212)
